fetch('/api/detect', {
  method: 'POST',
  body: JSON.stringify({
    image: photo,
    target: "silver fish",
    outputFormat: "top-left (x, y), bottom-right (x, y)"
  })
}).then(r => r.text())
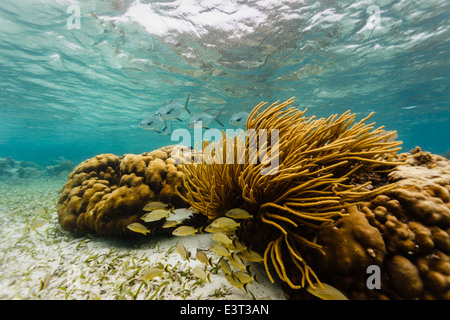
top-left (155, 95), bottom-right (190, 120)
top-left (229, 111), bottom-right (249, 126)
top-left (139, 116), bottom-right (165, 132)
top-left (140, 116), bottom-right (172, 135)
top-left (188, 109), bottom-right (224, 129)
top-left (159, 119), bottom-right (172, 135)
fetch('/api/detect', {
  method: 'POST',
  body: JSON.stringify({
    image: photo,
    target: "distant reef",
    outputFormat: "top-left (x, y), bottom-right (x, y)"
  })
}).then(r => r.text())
top-left (0, 156), bottom-right (75, 179)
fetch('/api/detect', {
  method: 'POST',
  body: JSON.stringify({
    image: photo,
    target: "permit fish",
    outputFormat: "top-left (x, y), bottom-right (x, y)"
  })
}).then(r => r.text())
top-left (196, 250), bottom-right (213, 266)
top-left (210, 217), bottom-right (240, 230)
top-left (193, 265), bottom-right (211, 282)
top-left (172, 225), bottom-right (198, 236)
top-left (306, 283), bottom-right (349, 300)
top-left (140, 209), bottom-right (171, 222)
top-left (140, 267), bottom-right (165, 281)
top-left (155, 95), bottom-right (190, 120)
top-left (187, 109), bottom-right (224, 129)
top-left (127, 222), bottom-right (151, 235)
top-left (176, 242), bottom-right (190, 262)
top-left (158, 119), bottom-right (172, 135)
top-left (210, 243), bottom-right (231, 257)
top-left (229, 111), bottom-right (249, 127)
top-left (225, 208), bottom-right (253, 220)
top-left (143, 201), bottom-right (170, 212)
top-left (139, 116), bottom-right (165, 132)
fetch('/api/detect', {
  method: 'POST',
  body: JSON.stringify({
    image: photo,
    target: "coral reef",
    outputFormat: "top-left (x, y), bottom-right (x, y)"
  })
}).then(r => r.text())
top-left (0, 156), bottom-right (42, 179)
top-left (57, 146), bottom-right (191, 234)
top-left (179, 97), bottom-right (403, 290)
top-left (46, 159), bottom-right (75, 176)
top-left (0, 156), bottom-right (75, 179)
top-left (296, 147), bottom-right (450, 300)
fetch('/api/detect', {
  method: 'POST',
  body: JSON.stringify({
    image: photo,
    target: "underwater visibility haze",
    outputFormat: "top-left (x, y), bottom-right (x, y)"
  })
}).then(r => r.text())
top-left (0, 0), bottom-right (449, 165)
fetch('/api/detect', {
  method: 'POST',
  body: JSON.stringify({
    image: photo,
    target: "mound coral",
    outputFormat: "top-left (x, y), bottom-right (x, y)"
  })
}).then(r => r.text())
top-left (179, 97), bottom-right (403, 289)
top-left (58, 146), bottom-right (190, 234)
top-left (307, 150), bottom-right (450, 299)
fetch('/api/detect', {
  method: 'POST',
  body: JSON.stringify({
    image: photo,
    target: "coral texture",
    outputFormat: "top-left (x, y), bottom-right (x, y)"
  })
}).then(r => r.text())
top-left (57, 146), bottom-right (189, 234)
top-left (303, 148), bottom-right (450, 299)
top-left (179, 97), bottom-right (403, 290)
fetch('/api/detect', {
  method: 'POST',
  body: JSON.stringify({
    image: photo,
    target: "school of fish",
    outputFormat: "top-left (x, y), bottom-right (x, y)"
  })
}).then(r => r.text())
top-left (127, 202), bottom-right (348, 299)
top-left (139, 95), bottom-right (249, 136)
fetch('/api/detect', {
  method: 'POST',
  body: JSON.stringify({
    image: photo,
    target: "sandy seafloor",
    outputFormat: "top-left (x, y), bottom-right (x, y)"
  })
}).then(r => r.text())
top-left (0, 176), bottom-right (286, 300)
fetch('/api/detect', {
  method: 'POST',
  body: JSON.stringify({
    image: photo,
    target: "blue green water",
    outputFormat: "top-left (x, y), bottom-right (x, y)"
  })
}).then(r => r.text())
top-left (0, 0), bottom-right (449, 167)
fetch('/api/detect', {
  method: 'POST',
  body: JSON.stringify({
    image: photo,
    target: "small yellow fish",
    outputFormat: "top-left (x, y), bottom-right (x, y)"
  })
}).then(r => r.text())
top-left (140, 267), bottom-right (164, 281)
top-left (193, 265), bottom-right (211, 282)
top-left (204, 224), bottom-right (226, 234)
top-left (219, 257), bottom-right (232, 275)
top-left (211, 217), bottom-right (240, 230)
top-left (238, 249), bottom-right (264, 263)
top-left (141, 209), bottom-right (171, 222)
top-left (306, 283), bottom-right (349, 300)
top-left (227, 238), bottom-right (247, 252)
top-left (35, 207), bottom-right (48, 215)
top-left (211, 231), bottom-right (233, 246)
top-left (228, 252), bottom-right (247, 271)
top-left (162, 220), bottom-right (180, 228)
top-left (196, 250), bottom-right (213, 266)
top-left (211, 243), bottom-right (231, 257)
top-left (176, 242), bottom-right (190, 262)
top-left (172, 225), bottom-right (198, 237)
top-left (30, 218), bottom-right (49, 230)
top-left (143, 201), bottom-right (169, 211)
top-left (38, 272), bottom-right (51, 292)
top-left (225, 273), bottom-right (248, 292)
top-left (127, 222), bottom-right (151, 235)
top-left (225, 208), bottom-right (253, 220)
top-left (233, 270), bottom-right (258, 284)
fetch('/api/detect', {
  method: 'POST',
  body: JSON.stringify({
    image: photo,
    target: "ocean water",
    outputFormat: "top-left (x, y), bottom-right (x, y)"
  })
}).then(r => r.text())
top-left (0, 0), bottom-right (449, 302)
top-left (0, 0), bottom-right (449, 166)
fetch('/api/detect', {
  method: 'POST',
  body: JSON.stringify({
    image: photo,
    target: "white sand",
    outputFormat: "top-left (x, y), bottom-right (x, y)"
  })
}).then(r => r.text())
top-left (0, 176), bottom-right (286, 300)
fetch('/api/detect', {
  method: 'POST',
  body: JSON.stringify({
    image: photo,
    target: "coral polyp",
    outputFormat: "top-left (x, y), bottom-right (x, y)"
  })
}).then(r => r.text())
top-left (179, 97), bottom-right (404, 289)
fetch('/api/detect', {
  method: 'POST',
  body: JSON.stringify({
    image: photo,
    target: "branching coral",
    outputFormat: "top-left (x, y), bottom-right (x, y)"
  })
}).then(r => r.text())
top-left (179, 97), bottom-right (404, 289)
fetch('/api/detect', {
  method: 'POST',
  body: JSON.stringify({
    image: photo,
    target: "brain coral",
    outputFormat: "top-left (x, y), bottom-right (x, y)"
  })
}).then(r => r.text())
top-left (58, 146), bottom-right (190, 234)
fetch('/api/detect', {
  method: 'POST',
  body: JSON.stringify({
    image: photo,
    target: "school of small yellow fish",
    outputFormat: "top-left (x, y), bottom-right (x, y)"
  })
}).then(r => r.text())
top-left (125, 203), bottom-right (262, 293)
top-left (124, 201), bottom-right (348, 299)
top-left (0, 178), bottom-right (344, 301)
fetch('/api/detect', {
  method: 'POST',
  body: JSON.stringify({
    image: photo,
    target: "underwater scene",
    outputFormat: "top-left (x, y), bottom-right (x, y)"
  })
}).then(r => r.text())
top-left (0, 0), bottom-right (449, 302)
